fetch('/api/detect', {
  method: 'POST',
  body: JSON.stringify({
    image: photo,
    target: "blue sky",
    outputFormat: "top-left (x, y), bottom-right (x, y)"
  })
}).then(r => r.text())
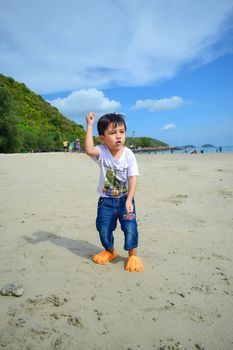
top-left (1, 0), bottom-right (233, 146)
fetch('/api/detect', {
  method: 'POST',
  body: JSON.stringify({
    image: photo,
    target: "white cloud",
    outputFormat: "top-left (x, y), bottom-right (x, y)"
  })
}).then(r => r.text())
top-left (0, 1), bottom-right (233, 93)
top-left (49, 89), bottom-right (121, 118)
top-left (131, 96), bottom-right (185, 112)
top-left (163, 124), bottom-right (176, 131)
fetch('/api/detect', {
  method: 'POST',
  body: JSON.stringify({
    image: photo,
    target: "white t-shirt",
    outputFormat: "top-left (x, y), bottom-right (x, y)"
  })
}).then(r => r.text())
top-left (92, 145), bottom-right (139, 198)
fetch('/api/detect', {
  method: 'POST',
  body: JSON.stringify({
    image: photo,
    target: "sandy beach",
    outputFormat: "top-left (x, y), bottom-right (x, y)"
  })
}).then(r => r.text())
top-left (0, 152), bottom-right (233, 350)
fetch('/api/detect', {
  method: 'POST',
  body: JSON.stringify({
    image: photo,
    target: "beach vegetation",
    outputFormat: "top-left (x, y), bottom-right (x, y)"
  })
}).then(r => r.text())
top-left (0, 73), bottom-right (167, 153)
top-left (0, 85), bottom-right (20, 153)
top-left (0, 74), bottom-right (86, 153)
top-left (125, 136), bottom-right (168, 148)
top-left (202, 144), bottom-right (215, 148)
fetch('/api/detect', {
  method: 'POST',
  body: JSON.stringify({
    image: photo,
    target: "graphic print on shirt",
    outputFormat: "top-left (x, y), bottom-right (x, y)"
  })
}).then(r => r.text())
top-left (103, 169), bottom-right (127, 197)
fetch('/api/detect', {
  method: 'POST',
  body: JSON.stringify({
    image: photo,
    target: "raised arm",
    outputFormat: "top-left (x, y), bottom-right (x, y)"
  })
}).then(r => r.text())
top-left (84, 112), bottom-right (100, 158)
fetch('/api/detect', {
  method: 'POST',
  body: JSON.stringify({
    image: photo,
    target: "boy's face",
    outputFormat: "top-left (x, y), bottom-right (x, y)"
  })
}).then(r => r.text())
top-left (99, 122), bottom-right (126, 151)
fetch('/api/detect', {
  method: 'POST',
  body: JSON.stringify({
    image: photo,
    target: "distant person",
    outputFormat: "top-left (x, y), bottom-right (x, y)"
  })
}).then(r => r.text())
top-left (84, 112), bottom-right (144, 272)
top-left (219, 146), bottom-right (222, 153)
top-left (63, 139), bottom-right (68, 154)
top-left (69, 141), bottom-right (75, 154)
top-left (75, 139), bottom-right (80, 153)
top-left (191, 149), bottom-right (197, 154)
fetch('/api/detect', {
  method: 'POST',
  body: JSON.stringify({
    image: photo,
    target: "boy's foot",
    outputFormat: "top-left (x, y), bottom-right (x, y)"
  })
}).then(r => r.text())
top-left (125, 256), bottom-right (144, 272)
top-left (92, 250), bottom-right (117, 265)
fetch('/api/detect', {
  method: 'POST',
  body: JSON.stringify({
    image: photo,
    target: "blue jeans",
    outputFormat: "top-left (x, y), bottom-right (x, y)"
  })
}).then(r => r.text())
top-left (96, 195), bottom-right (138, 251)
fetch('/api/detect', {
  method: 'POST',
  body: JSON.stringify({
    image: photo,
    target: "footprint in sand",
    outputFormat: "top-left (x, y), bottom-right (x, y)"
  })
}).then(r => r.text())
top-left (164, 194), bottom-right (188, 205)
top-left (218, 190), bottom-right (233, 198)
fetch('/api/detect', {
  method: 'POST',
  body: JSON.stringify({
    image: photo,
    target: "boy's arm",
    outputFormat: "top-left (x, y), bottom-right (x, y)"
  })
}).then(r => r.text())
top-left (126, 176), bottom-right (137, 213)
top-left (84, 112), bottom-right (100, 158)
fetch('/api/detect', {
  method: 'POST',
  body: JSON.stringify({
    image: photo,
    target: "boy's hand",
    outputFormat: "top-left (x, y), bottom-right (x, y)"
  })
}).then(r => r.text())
top-left (126, 198), bottom-right (134, 213)
top-left (86, 112), bottom-right (95, 126)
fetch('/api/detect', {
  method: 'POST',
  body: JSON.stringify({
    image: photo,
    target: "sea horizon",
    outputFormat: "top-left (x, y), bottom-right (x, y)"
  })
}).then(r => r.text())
top-left (135, 145), bottom-right (233, 155)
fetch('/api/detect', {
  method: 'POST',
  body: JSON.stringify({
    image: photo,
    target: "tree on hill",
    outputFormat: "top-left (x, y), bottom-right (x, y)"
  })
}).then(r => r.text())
top-left (0, 86), bottom-right (19, 153)
top-left (202, 144), bottom-right (215, 148)
top-left (125, 136), bottom-right (168, 148)
top-left (0, 74), bottom-right (86, 153)
top-left (0, 74), bottom-right (168, 153)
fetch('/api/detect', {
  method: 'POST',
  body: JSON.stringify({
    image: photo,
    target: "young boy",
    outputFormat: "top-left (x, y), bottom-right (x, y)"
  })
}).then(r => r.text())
top-left (85, 112), bottom-right (144, 272)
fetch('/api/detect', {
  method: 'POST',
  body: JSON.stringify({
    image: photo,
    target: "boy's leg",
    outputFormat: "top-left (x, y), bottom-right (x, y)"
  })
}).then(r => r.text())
top-left (129, 247), bottom-right (137, 256)
top-left (121, 227), bottom-right (144, 271)
top-left (93, 197), bottom-right (118, 264)
top-left (119, 197), bottom-right (144, 272)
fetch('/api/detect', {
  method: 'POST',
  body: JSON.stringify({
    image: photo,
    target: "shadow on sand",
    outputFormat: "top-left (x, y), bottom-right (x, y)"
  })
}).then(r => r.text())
top-left (22, 231), bottom-right (123, 264)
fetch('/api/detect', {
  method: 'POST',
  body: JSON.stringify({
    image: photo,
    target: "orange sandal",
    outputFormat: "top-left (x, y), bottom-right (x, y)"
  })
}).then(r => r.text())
top-left (92, 250), bottom-right (117, 265)
top-left (125, 256), bottom-right (144, 272)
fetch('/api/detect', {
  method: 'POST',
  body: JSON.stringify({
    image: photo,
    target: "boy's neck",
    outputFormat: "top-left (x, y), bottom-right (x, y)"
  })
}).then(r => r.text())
top-left (106, 145), bottom-right (125, 159)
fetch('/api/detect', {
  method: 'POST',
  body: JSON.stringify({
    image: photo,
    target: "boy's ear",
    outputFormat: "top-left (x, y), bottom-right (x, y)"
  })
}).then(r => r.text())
top-left (98, 135), bottom-right (105, 144)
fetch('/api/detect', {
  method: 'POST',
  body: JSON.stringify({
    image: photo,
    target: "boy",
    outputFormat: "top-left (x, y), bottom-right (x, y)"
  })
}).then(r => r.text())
top-left (85, 112), bottom-right (144, 272)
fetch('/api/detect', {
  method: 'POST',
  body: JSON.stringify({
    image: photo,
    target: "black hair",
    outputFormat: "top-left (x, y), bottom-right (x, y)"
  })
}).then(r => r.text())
top-left (97, 113), bottom-right (126, 135)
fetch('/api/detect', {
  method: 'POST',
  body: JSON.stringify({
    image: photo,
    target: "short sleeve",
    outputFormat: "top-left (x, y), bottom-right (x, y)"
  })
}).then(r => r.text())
top-left (127, 152), bottom-right (139, 176)
top-left (91, 145), bottom-right (102, 163)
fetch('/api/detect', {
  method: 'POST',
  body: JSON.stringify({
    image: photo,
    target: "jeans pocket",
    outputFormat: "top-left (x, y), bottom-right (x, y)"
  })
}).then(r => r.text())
top-left (97, 197), bottom-right (106, 208)
top-left (122, 201), bottom-right (136, 220)
top-left (123, 213), bottom-right (136, 220)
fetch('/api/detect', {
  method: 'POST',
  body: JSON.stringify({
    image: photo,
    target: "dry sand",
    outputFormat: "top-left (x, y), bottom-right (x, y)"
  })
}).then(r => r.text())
top-left (0, 152), bottom-right (233, 350)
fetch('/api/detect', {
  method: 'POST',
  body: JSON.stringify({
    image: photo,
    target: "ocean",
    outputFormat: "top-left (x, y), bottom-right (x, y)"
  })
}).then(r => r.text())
top-left (140, 146), bottom-right (233, 155)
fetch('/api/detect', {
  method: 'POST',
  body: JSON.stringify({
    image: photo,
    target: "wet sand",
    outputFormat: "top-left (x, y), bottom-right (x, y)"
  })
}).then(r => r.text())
top-left (0, 152), bottom-right (233, 350)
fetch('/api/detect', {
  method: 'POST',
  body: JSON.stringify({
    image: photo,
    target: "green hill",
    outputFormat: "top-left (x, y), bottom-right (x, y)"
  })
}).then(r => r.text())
top-left (126, 136), bottom-right (168, 148)
top-left (0, 74), bottom-right (85, 153)
top-left (202, 144), bottom-right (215, 148)
top-left (0, 73), bottom-right (168, 153)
